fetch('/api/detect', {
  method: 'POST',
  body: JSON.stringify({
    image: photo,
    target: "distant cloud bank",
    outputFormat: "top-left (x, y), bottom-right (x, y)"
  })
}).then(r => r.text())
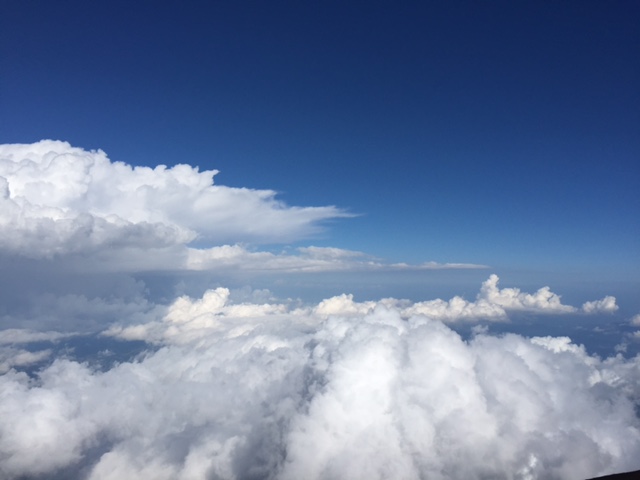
top-left (101, 275), bottom-right (617, 346)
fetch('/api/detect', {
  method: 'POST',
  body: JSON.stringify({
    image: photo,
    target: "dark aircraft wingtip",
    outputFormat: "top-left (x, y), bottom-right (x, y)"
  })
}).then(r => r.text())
top-left (587, 470), bottom-right (640, 480)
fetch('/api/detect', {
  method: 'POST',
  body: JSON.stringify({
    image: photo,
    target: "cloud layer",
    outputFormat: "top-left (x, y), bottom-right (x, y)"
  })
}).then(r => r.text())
top-left (101, 275), bottom-right (617, 346)
top-left (1, 285), bottom-right (639, 479)
top-left (0, 276), bottom-right (634, 479)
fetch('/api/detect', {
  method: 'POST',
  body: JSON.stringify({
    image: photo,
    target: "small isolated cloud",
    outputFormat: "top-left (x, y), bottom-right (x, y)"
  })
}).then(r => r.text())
top-left (581, 296), bottom-right (619, 314)
top-left (630, 313), bottom-right (640, 326)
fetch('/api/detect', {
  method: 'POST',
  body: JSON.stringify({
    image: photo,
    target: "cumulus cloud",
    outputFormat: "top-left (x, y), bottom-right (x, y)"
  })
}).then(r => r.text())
top-left (581, 296), bottom-right (619, 314)
top-left (478, 274), bottom-right (576, 313)
top-left (0, 140), bottom-right (347, 259)
top-left (1, 289), bottom-right (639, 479)
top-left (310, 275), bottom-right (615, 323)
top-left (472, 275), bottom-right (617, 316)
top-left (105, 287), bottom-right (292, 345)
top-left (101, 277), bottom-right (619, 353)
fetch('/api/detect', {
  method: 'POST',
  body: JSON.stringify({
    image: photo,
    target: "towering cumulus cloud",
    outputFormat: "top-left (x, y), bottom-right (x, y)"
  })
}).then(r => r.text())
top-left (0, 140), bottom-right (347, 266)
top-left (0, 141), bottom-right (638, 479)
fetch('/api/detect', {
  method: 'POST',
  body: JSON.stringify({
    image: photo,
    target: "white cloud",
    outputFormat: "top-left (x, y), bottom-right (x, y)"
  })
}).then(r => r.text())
top-left (0, 347), bottom-right (52, 374)
top-left (313, 294), bottom-right (380, 317)
top-left (629, 313), bottom-right (640, 326)
top-left (1, 292), bottom-right (639, 479)
top-left (101, 277), bottom-right (619, 349)
top-left (402, 294), bottom-right (507, 321)
top-left (185, 244), bottom-right (487, 273)
top-left (311, 275), bottom-right (610, 323)
top-left (582, 296), bottom-right (619, 314)
top-left (0, 140), bottom-right (348, 259)
top-left (105, 287), bottom-right (292, 345)
top-left (0, 329), bottom-right (73, 345)
top-left (478, 274), bottom-right (577, 313)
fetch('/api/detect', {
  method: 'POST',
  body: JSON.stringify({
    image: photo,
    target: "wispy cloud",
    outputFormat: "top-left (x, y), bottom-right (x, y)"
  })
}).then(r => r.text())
top-left (186, 244), bottom-right (487, 272)
top-left (0, 347), bottom-right (52, 374)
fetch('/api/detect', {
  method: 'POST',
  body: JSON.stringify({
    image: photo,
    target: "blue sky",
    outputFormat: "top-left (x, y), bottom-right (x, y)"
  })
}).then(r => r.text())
top-left (2, 1), bottom-right (638, 275)
top-left (2, 3), bottom-right (640, 478)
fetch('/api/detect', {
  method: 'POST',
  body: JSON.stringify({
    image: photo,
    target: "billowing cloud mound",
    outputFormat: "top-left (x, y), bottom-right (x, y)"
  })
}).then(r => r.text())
top-left (1, 290), bottom-right (639, 479)
top-left (0, 140), bottom-right (346, 257)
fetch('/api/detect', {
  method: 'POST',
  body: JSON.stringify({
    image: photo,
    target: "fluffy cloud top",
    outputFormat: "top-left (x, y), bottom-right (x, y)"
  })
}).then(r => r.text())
top-left (101, 276), bottom-right (618, 348)
top-left (311, 275), bottom-right (617, 323)
top-left (1, 285), bottom-right (639, 479)
top-left (0, 140), bottom-right (347, 258)
top-left (581, 296), bottom-right (619, 314)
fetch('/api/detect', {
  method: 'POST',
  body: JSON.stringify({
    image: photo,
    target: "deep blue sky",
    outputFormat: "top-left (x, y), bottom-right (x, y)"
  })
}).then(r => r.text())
top-left (1, 1), bottom-right (638, 276)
